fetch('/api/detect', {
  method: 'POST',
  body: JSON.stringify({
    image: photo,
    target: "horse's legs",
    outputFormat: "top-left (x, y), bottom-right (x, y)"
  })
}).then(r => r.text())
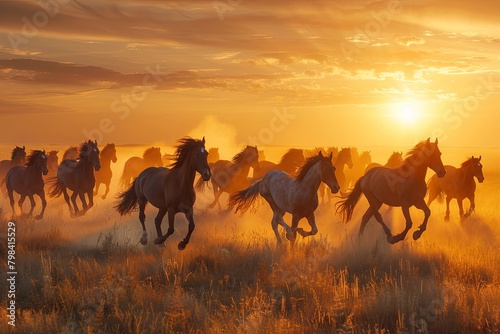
top-left (413, 198), bottom-right (431, 240)
top-left (27, 194), bottom-right (36, 216)
top-left (288, 215), bottom-right (301, 246)
top-left (35, 190), bottom-right (47, 220)
top-left (465, 193), bottom-right (475, 217)
top-left (445, 196), bottom-right (451, 221)
top-left (208, 184), bottom-right (220, 209)
top-left (138, 198), bottom-right (148, 245)
top-left (70, 191), bottom-right (79, 215)
top-left (78, 191), bottom-right (88, 215)
top-left (457, 199), bottom-right (464, 218)
top-left (7, 185), bottom-right (16, 217)
top-left (358, 206), bottom-right (375, 237)
top-left (178, 207), bottom-right (195, 250)
top-left (155, 208), bottom-right (168, 245)
top-left (18, 194), bottom-right (27, 217)
top-left (364, 194), bottom-right (392, 241)
top-left (389, 205), bottom-right (413, 244)
top-left (60, 185), bottom-right (73, 215)
top-left (102, 181), bottom-right (110, 200)
top-left (297, 213), bottom-right (318, 238)
top-left (93, 182), bottom-right (100, 196)
top-left (87, 189), bottom-right (94, 209)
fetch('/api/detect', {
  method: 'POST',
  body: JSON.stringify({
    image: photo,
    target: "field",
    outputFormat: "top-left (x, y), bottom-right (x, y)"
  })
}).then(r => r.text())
top-left (1, 145), bottom-right (500, 333)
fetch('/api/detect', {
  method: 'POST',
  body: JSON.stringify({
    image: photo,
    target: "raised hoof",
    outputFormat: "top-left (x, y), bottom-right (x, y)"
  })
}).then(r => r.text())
top-left (387, 235), bottom-right (399, 244)
top-left (285, 233), bottom-right (295, 242)
top-left (101, 195), bottom-right (107, 200)
top-left (35, 214), bottom-right (43, 220)
top-left (444, 215), bottom-right (450, 222)
top-left (140, 237), bottom-right (148, 245)
top-left (178, 241), bottom-right (187, 250)
top-left (413, 230), bottom-right (422, 240)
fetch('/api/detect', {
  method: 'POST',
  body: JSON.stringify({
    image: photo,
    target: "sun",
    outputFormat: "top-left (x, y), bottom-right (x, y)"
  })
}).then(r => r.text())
top-left (393, 102), bottom-right (421, 125)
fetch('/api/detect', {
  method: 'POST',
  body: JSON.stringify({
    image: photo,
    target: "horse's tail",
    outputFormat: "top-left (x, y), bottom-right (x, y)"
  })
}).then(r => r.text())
top-left (47, 176), bottom-right (63, 198)
top-left (228, 181), bottom-right (261, 213)
top-left (335, 177), bottom-right (364, 223)
top-left (118, 169), bottom-right (129, 189)
top-left (426, 175), bottom-right (444, 205)
top-left (115, 179), bottom-right (138, 215)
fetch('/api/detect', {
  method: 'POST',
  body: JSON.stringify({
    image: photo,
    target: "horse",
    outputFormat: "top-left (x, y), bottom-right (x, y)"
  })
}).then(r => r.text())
top-left (208, 147), bottom-right (220, 164)
top-left (253, 148), bottom-right (305, 180)
top-left (336, 138), bottom-right (446, 244)
top-left (364, 151), bottom-right (403, 174)
top-left (48, 140), bottom-right (101, 217)
top-left (196, 145), bottom-right (260, 211)
top-left (0, 146), bottom-right (27, 182)
top-left (228, 151), bottom-right (340, 246)
top-left (94, 143), bottom-right (118, 199)
top-left (427, 156), bottom-right (484, 220)
top-left (119, 147), bottom-right (163, 188)
top-left (345, 150), bottom-right (372, 188)
top-left (62, 146), bottom-right (79, 161)
top-left (44, 150), bottom-right (59, 179)
top-left (320, 147), bottom-right (353, 203)
top-left (115, 137), bottom-right (211, 250)
top-left (5, 150), bottom-right (48, 220)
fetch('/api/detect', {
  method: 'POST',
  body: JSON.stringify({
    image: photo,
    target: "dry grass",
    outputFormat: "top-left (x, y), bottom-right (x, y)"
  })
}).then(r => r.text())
top-left (1, 153), bottom-right (500, 333)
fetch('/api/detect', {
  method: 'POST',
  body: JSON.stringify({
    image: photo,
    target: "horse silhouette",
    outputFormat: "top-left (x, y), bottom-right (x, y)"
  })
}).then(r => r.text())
top-left (94, 143), bottom-right (118, 199)
top-left (115, 137), bottom-right (211, 250)
top-left (229, 151), bottom-right (340, 246)
top-left (196, 145), bottom-right (260, 211)
top-left (48, 140), bottom-right (101, 217)
top-left (253, 148), bottom-right (305, 180)
top-left (336, 139), bottom-right (446, 244)
top-left (43, 150), bottom-right (59, 180)
top-left (0, 146), bottom-right (27, 182)
top-left (6, 150), bottom-right (48, 220)
top-left (364, 151), bottom-right (403, 174)
top-left (62, 146), bottom-right (79, 161)
top-left (427, 156), bottom-right (484, 220)
top-left (345, 150), bottom-right (372, 188)
top-left (119, 147), bottom-right (162, 188)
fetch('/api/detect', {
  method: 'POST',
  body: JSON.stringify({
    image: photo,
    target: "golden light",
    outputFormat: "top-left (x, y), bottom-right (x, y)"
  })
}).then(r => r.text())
top-left (392, 102), bottom-right (422, 126)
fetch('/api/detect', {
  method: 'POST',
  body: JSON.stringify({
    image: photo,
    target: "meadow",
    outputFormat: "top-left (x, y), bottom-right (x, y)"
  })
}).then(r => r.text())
top-left (1, 145), bottom-right (499, 333)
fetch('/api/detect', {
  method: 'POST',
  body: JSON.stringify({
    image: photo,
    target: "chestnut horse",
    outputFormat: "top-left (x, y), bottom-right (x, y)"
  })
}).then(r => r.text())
top-left (0, 146), bottom-right (27, 182)
top-left (119, 147), bottom-right (163, 188)
top-left (94, 143), bottom-right (118, 199)
top-left (427, 156), bottom-right (484, 220)
top-left (253, 148), bottom-right (305, 180)
top-left (115, 137), bottom-right (211, 250)
top-left (336, 139), bottom-right (446, 244)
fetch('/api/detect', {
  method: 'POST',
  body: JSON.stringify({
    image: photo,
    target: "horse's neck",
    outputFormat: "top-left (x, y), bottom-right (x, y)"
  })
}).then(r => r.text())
top-left (175, 161), bottom-right (197, 188)
top-left (100, 155), bottom-right (112, 169)
top-left (232, 160), bottom-right (252, 179)
top-left (459, 165), bottom-right (475, 187)
top-left (25, 164), bottom-right (42, 179)
top-left (334, 157), bottom-right (346, 172)
top-left (399, 158), bottom-right (428, 181)
top-left (297, 163), bottom-right (322, 196)
top-left (76, 157), bottom-right (94, 174)
top-left (11, 157), bottom-right (23, 166)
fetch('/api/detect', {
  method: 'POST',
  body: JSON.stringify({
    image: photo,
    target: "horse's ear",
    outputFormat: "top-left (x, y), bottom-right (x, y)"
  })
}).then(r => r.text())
top-left (479, 155), bottom-right (482, 161)
top-left (319, 151), bottom-right (324, 157)
top-left (22, 145), bottom-right (25, 150)
top-left (94, 140), bottom-right (98, 146)
top-left (55, 150), bottom-right (59, 154)
top-left (426, 138), bottom-right (431, 145)
top-left (329, 152), bottom-right (333, 159)
top-left (435, 138), bottom-right (439, 145)
top-left (202, 137), bottom-right (205, 145)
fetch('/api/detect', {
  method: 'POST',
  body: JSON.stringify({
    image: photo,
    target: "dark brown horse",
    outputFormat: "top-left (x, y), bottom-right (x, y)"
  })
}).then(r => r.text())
top-left (94, 143), bottom-right (118, 199)
top-left (336, 139), bottom-right (446, 244)
top-left (48, 140), bottom-right (101, 217)
top-left (0, 146), bottom-right (27, 182)
top-left (229, 151), bottom-right (340, 246)
top-left (427, 156), bottom-right (484, 220)
top-left (115, 137), bottom-right (211, 250)
top-left (119, 147), bottom-right (163, 188)
top-left (253, 148), bottom-right (305, 180)
top-left (6, 150), bottom-right (48, 220)
top-left (196, 145), bottom-right (260, 211)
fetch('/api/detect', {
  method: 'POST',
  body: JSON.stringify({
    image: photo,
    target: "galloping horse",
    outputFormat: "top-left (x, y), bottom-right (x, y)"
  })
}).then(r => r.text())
top-left (364, 151), bottom-right (403, 174)
top-left (119, 147), bottom-right (163, 188)
top-left (0, 146), bottom-right (27, 182)
top-left (62, 146), bottom-right (79, 161)
top-left (320, 147), bottom-right (353, 203)
top-left (336, 139), bottom-right (446, 244)
top-left (115, 137), bottom-right (211, 250)
top-left (427, 156), bottom-right (484, 220)
top-left (196, 145), bottom-right (260, 211)
top-left (253, 148), bottom-right (305, 180)
top-left (229, 151), bottom-right (340, 245)
top-left (94, 143), bottom-right (118, 199)
top-left (48, 140), bottom-right (101, 217)
top-left (6, 150), bottom-right (48, 219)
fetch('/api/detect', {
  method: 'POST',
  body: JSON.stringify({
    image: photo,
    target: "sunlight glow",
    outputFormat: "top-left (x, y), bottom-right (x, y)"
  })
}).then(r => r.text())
top-left (393, 102), bottom-right (421, 126)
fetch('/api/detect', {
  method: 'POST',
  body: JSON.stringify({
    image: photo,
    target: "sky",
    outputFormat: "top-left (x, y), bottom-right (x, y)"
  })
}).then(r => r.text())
top-left (1, 0), bottom-right (499, 149)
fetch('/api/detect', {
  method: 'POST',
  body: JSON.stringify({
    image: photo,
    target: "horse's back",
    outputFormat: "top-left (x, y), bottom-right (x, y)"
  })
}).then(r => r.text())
top-left (136, 167), bottom-right (169, 207)
top-left (5, 166), bottom-right (25, 190)
top-left (254, 160), bottom-right (277, 179)
top-left (436, 165), bottom-right (469, 197)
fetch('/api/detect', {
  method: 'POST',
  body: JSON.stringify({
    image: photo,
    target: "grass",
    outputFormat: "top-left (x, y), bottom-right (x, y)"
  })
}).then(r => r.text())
top-left (1, 173), bottom-right (500, 333)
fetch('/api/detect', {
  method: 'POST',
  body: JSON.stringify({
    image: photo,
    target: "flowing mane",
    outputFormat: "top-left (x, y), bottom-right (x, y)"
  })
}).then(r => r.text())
top-left (403, 140), bottom-right (429, 162)
top-left (170, 137), bottom-right (205, 169)
top-left (11, 146), bottom-right (25, 160)
top-left (143, 147), bottom-right (159, 159)
top-left (295, 155), bottom-right (321, 182)
top-left (77, 141), bottom-right (90, 160)
top-left (461, 156), bottom-right (480, 168)
top-left (26, 150), bottom-right (45, 166)
top-left (232, 146), bottom-right (256, 164)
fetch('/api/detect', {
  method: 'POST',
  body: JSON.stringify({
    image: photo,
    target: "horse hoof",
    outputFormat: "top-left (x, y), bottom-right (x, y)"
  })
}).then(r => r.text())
top-left (154, 237), bottom-right (164, 245)
top-left (413, 231), bottom-right (422, 240)
top-left (101, 195), bottom-right (107, 200)
top-left (387, 235), bottom-right (398, 244)
top-left (444, 215), bottom-right (450, 222)
top-left (140, 237), bottom-right (148, 245)
top-left (35, 215), bottom-right (43, 220)
top-left (178, 241), bottom-right (187, 250)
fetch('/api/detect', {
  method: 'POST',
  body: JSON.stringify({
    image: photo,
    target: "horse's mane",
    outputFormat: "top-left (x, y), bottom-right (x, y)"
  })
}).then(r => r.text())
top-left (404, 141), bottom-right (429, 161)
top-left (63, 146), bottom-right (78, 159)
top-left (11, 146), bottom-right (25, 160)
top-left (170, 137), bottom-right (205, 169)
top-left (337, 147), bottom-right (350, 158)
top-left (279, 148), bottom-right (303, 164)
top-left (26, 150), bottom-right (45, 166)
top-left (296, 154), bottom-right (321, 183)
top-left (461, 156), bottom-right (480, 168)
top-left (78, 141), bottom-right (97, 160)
top-left (232, 146), bottom-right (256, 164)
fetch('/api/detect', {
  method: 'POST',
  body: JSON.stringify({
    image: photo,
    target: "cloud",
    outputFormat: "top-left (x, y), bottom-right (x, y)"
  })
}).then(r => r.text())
top-left (395, 36), bottom-right (425, 47)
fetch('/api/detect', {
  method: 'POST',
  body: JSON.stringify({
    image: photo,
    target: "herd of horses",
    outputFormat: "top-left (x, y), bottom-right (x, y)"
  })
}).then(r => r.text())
top-left (0, 137), bottom-right (484, 249)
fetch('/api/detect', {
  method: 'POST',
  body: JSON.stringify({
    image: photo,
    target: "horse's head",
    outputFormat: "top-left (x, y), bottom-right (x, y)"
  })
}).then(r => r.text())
top-left (193, 137), bottom-right (211, 181)
top-left (27, 150), bottom-right (48, 175)
top-left (289, 148), bottom-right (305, 166)
top-left (469, 156), bottom-right (484, 183)
top-left (424, 138), bottom-right (446, 178)
top-left (47, 150), bottom-right (59, 172)
top-left (319, 151), bottom-right (340, 194)
top-left (103, 143), bottom-right (118, 163)
top-left (341, 147), bottom-right (353, 169)
top-left (12, 146), bottom-right (27, 164)
top-left (359, 151), bottom-right (372, 165)
top-left (208, 147), bottom-right (220, 162)
top-left (144, 147), bottom-right (163, 167)
top-left (82, 140), bottom-right (101, 171)
top-left (243, 145), bottom-right (260, 171)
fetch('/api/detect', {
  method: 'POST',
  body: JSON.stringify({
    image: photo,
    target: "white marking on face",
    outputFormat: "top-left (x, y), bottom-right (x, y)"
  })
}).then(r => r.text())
top-left (201, 147), bottom-right (205, 153)
top-left (42, 155), bottom-right (46, 160)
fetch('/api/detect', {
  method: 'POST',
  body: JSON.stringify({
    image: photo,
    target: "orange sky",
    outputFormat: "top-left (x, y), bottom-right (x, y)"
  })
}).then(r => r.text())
top-left (1, 0), bottom-right (499, 149)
